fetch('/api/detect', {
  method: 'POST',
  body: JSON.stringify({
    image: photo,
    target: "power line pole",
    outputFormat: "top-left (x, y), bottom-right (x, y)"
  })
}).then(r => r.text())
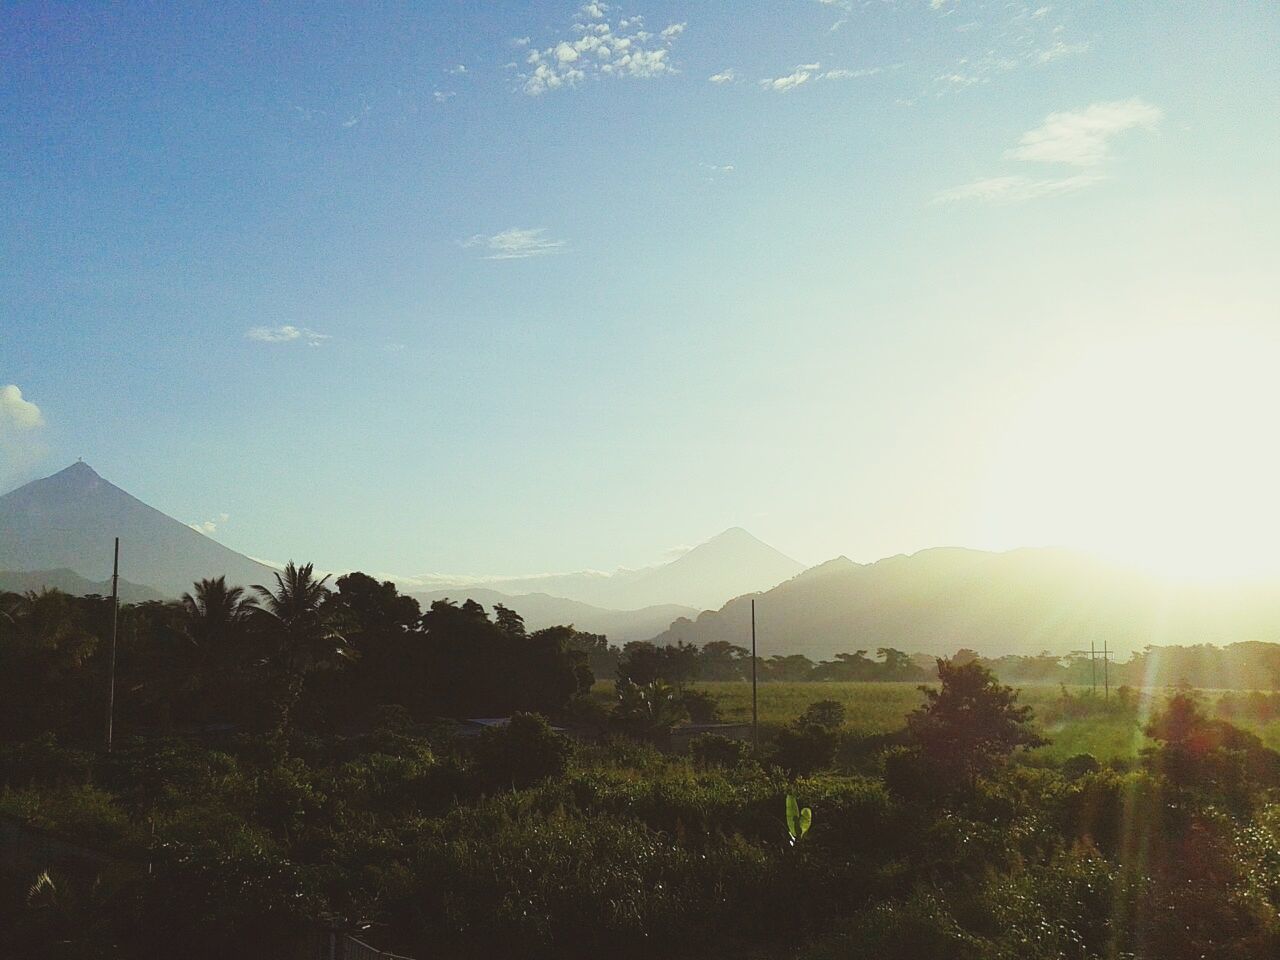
top-left (1102, 638), bottom-right (1110, 702)
top-left (750, 598), bottom-right (758, 756)
top-left (1090, 640), bottom-right (1096, 695)
top-left (105, 537), bottom-right (120, 753)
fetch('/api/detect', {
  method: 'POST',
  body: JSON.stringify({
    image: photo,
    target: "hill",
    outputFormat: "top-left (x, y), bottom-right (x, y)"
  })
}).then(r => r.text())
top-left (650, 546), bottom-right (1280, 659)
top-left (410, 527), bottom-right (804, 612)
top-left (0, 462), bottom-right (277, 597)
top-left (0, 568), bottom-right (167, 604)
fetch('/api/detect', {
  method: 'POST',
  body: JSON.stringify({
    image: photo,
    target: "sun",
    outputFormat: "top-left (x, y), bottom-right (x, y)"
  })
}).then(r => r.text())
top-left (985, 326), bottom-right (1280, 581)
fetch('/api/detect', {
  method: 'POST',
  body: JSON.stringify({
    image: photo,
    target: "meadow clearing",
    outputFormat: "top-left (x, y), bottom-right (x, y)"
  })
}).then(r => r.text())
top-left (594, 679), bottom-right (1280, 762)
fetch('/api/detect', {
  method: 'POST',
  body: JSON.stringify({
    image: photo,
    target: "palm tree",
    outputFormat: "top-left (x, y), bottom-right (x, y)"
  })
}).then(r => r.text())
top-left (180, 576), bottom-right (256, 654)
top-left (251, 562), bottom-right (349, 734)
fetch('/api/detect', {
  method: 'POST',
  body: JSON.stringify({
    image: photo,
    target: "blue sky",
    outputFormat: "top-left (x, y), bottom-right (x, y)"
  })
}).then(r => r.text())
top-left (3, 1), bottom-right (1278, 578)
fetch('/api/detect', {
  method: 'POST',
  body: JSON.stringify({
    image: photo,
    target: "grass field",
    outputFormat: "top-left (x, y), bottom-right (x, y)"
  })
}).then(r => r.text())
top-left (592, 680), bottom-right (1280, 762)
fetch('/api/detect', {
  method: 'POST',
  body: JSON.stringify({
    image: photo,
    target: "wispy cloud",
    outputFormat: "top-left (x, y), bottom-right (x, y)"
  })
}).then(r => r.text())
top-left (933, 173), bottom-right (1105, 204)
top-left (1005, 98), bottom-right (1163, 166)
top-left (708, 69), bottom-right (735, 84)
top-left (821, 66), bottom-right (883, 81)
top-left (1038, 39), bottom-right (1089, 62)
top-left (189, 512), bottom-right (231, 536)
top-left (245, 325), bottom-right (331, 346)
top-left (936, 97), bottom-right (1161, 204)
top-left (462, 227), bottom-right (565, 260)
top-left (519, 3), bottom-right (685, 96)
top-left (760, 64), bottom-right (817, 92)
top-left (760, 62), bottom-right (881, 92)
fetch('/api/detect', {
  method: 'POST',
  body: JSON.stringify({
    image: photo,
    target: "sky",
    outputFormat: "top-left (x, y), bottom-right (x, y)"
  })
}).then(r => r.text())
top-left (2, 1), bottom-right (1279, 580)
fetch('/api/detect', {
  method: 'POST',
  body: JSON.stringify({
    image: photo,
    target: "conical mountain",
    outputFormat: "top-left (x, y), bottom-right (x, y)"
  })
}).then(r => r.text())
top-left (612, 527), bottom-right (804, 610)
top-left (0, 462), bottom-right (276, 597)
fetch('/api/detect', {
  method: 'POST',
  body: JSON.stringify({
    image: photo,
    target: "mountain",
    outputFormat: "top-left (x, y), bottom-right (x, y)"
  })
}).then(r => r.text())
top-left (0, 462), bottom-right (277, 597)
top-left (407, 587), bottom-right (697, 643)
top-left (0, 568), bottom-right (167, 604)
top-left (411, 527), bottom-right (805, 612)
top-left (650, 546), bottom-right (1280, 660)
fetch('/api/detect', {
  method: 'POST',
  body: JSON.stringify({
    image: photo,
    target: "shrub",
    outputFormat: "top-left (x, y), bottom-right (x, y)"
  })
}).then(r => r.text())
top-left (679, 688), bottom-right (722, 723)
top-left (474, 713), bottom-right (571, 790)
top-left (690, 734), bottom-right (751, 769)
top-left (799, 700), bottom-right (846, 730)
top-left (1061, 752), bottom-right (1101, 780)
top-left (773, 723), bottom-right (837, 778)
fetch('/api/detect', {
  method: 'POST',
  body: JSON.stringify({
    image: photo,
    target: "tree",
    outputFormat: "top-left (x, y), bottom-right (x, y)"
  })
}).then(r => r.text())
top-left (492, 604), bottom-right (526, 638)
top-left (700, 641), bottom-right (749, 681)
top-left (614, 679), bottom-right (688, 735)
top-left (251, 562), bottom-right (349, 734)
top-left (901, 659), bottom-right (1045, 791)
top-left (180, 577), bottom-right (256, 669)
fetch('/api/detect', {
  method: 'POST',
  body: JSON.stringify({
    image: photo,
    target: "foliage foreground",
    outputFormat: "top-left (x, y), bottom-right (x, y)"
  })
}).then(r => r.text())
top-left (3, 580), bottom-right (1280, 958)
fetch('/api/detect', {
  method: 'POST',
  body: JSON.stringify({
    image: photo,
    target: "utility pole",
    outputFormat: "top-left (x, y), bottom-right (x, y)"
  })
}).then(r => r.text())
top-left (1102, 638), bottom-right (1110, 702)
top-left (105, 537), bottom-right (120, 753)
top-left (750, 598), bottom-right (758, 756)
top-left (1090, 640), bottom-right (1097, 695)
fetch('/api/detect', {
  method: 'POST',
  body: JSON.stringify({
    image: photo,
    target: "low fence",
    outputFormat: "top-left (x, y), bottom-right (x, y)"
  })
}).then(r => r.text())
top-left (318, 931), bottom-right (417, 960)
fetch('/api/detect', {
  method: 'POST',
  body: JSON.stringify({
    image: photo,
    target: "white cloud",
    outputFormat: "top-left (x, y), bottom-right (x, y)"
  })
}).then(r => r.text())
top-left (821, 66), bottom-right (882, 81)
top-left (1038, 39), bottom-right (1089, 62)
top-left (519, 5), bottom-right (685, 95)
top-left (446, 64), bottom-right (467, 75)
top-left (0, 384), bottom-right (48, 486)
top-left (245, 325), bottom-right (331, 346)
top-left (936, 97), bottom-right (1160, 204)
top-left (761, 62), bottom-right (881, 91)
top-left (760, 64), bottom-right (818, 92)
top-left (0, 384), bottom-right (44, 432)
top-left (1005, 98), bottom-right (1163, 166)
top-left (933, 173), bottom-right (1105, 204)
top-left (433, 90), bottom-right (456, 103)
top-left (462, 227), bottom-right (565, 260)
top-left (189, 513), bottom-right (231, 536)
top-left (708, 69), bottom-right (735, 84)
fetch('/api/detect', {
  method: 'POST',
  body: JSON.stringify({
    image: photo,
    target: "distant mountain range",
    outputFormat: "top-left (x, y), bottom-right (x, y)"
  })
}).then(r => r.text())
top-left (0, 462), bottom-right (277, 596)
top-left (404, 527), bottom-right (805, 612)
top-left (15, 463), bottom-right (1276, 659)
top-left (0, 464), bottom-right (791, 641)
top-left (651, 547), bottom-right (1280, 659)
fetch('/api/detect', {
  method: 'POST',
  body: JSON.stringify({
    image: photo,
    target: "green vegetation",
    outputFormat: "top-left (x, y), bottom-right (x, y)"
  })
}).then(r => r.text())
top-left (3, 575), bottom-right (1280, 958)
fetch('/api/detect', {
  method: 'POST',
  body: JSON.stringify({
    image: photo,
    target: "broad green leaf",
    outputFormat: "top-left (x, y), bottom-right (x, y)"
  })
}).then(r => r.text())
top-left (785, 794), bottom-right (799, 839)
top-left (798, 807), bottom-right (812, 839)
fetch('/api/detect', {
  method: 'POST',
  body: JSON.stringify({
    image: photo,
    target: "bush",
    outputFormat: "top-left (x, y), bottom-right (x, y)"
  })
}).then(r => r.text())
top-left (690, 734), bottom-right (751, 769)
top-left (773, 723), bottom-right (837, 778)
top-left (799, 700), bottom-right (846, 730)
top-left (678, 689), bottom-right (722, 723)
top-left (1061, 752), bottom-right (1101, 780)
top-left (474, 713), bottom-right (571, 790)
